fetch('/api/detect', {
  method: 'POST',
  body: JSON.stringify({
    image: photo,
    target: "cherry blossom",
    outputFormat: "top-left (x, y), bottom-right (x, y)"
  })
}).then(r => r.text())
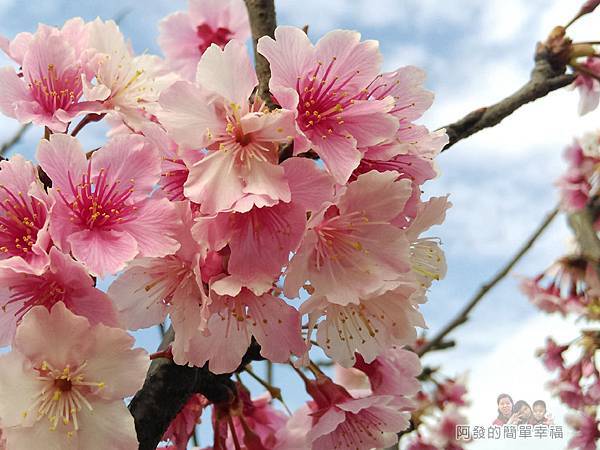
top-left (0, 247), bottom-right (119, 346)
top-left (284, 170), bottom-right (412, 305)
top-left (37, 133), bottom-right (180, 277)
top-left (573, 57), bottom-right (600, 115)
top-left (159, 39), bottom-right (296, 215)
top-left (283, 374), bottom-right (411, 450)
top-left (0, 19), bottom-right (100, 131)
top-left (0, 154), bottom-right (52, 275)
top-left (303, 283), bottom-right (426, 367)
top-left (0, 302), bottom-right (149, 449)
top-left (566, 413), bottom-right (600, 450)
top-left (175, 289), bottom-right (305, 373)
top-left (159, 0), bottom-right (250, 80)
top-left (258, 26), bottom-right (400, 183)
top-left (84, 18), bottom-right (177, 130)
top-left (108, 201), bottom-right (209, 357)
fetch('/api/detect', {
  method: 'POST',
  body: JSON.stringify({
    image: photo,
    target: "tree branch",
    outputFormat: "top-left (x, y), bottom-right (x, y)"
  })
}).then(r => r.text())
top-left (0, 123), bottom-right (31, 158)
top-left (417, 206), bottom-right (559, 357)
top-left (129, 327), bottom-right (263, 450)
top-left (441, 39), bottom-right (575, 151)
top-left (244, 0), bottom-right (277, 106)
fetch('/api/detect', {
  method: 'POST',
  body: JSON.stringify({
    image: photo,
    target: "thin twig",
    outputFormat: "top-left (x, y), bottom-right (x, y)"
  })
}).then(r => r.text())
top-left (417, 206), bottom-right (560, 357)
top-left (0, 123), bottom-right (31, 157)
top-left (441, 38), bottom-right (575, 151)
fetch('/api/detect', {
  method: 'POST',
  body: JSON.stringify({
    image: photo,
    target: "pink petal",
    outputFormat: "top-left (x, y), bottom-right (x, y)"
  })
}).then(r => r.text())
top-left (282, 158), bottom-right (335, 212)
top-left (76, 400), bottom-right (140, 450)
top-left (242, 291), bottom-right (305, 362)
top-left (36, 134), bottom-right (87, 193)
top-left (158, 12), bottom-right (199, 80)
top-left (227, 202), bottom-right (306, 294)
top-left (159, 80), bottom-right (221, 149)
top-left (84, 325), bottom-right (149, 400)
top-left (0, 67), bottom-right (31, 119)
top-left (196, 39), bottom-right (257, 105)
top-left (373, 67), bottom-right (434, 122)
top-left (107, 258), bottom-right (171, 330)
top-left (68, 229), bottom-right (138, 278)
top-left (339, 98), bottom-right (399, 147)
top-left (0, 353), bottom-right (44, 427)
top-left (119, 197), bottom-right (180, 257)
top-left (14, 303), bottom-right (92, 367)
top-left (314, 30), bottom-right (382, 92)
top-left (92, 135), bottom-right (161, 201)
top-left (257, 26), bottom-right (315, 89)
top-left (339, 171), bottom-right (412, 222)
top-left (314, 132), bottom-right (361, 184)
top-left (184, 150), bottom-right (245, 214)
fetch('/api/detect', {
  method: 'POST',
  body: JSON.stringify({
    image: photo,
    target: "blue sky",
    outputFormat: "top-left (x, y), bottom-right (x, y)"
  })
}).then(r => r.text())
top-left (0, 1), bottom-right (597, 448)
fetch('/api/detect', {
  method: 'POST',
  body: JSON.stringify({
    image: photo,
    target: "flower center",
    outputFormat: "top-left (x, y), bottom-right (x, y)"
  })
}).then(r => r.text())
top-left (30, 361), bottom-right (105, 434)
top-left (296, 57), bottom-right (360, 137)
top-left (3, 277), bottom-right (66, 322)
top-left (0, 185), bottom-right (46, 259)
top-left (57, 162), bottom-right (139, 230)
top-left (313, 209), bottom-right (368, 269)
top-left (196, 24), bottom-right (233, 54)
top-left (26, 63), bottom-right (83, 114)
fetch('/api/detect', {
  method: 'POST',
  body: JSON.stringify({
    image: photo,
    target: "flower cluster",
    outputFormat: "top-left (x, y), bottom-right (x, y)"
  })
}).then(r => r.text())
top-left (521, 132), bottom-right (600, 450)
top-left (0, 0), bottom-right (448, 448)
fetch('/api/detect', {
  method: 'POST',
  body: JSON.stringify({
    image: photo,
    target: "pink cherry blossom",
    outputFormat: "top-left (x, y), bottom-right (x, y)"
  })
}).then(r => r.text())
top-left (433, 378), bottom-right (469, 408)
top-left (284, 170), bottom-right (412, 306)
top-left (537, 337), bottom-right (569, 371)
top-left (159, 40), bottom-right (297, 215)
top-left (108, 201), bottom-right (210, 358)
top-left (163, 394), bottom-right (208, 450)
top-left (84, 18), bottom-right (177, 130)
top-left (573, 57), bottom-right (600, 115)
top-left (222, 387), bottom-right (287, 450)
top-left (0, 247), bottom-right (119, 346)
top-left (159, 0), bottom-right (250, 80)
top-left (520, 256), bottom-right (593, 316)
top-left (175, 288), bottom-right (305, 373)
top-left (353, 348), bottom-right (422, 399)
top-left (257, 26), bottom-right (399, 183)
top-left (294, 374), bottom-right (411, 450)
top-left (140, 123), bottom-right (190, 202)
top-left (558, 139), bottom-right (599, 211)
top-left (303, 281), bottom-right (426, 367)
top-left (567, 413), bottom-right (600, 450)
top-left (427, 405), bottom-right (468, 449)
top-left (0, 302), bottom-right (149, 449)
top-left (0, 19), bottom-right (100, 131)
top-left (0, 154), bottom-right (52, 274)
top-left (193, 200), bottom-right (307, 297)
top-left (37, 133), bottom-right (180, 277)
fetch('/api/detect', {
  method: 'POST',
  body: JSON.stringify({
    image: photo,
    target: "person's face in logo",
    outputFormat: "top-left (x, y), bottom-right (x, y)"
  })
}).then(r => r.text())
top-left (519, 404), bottom-right (532, 421)
top-left (533, 404), bottom-right (546, 421)
top-left (499, 397), bottom-right (512, 416)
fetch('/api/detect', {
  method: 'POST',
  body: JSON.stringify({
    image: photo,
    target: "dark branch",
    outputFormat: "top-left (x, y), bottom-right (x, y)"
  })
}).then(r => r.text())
top-left (417, 206), bottom-right (559, 357)
top-left (129, 327), bottom-right (263, 450)
top-left (244, 0), bottom-right (277, 106)
top-left (441, 37), bottom-right (575, 151)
